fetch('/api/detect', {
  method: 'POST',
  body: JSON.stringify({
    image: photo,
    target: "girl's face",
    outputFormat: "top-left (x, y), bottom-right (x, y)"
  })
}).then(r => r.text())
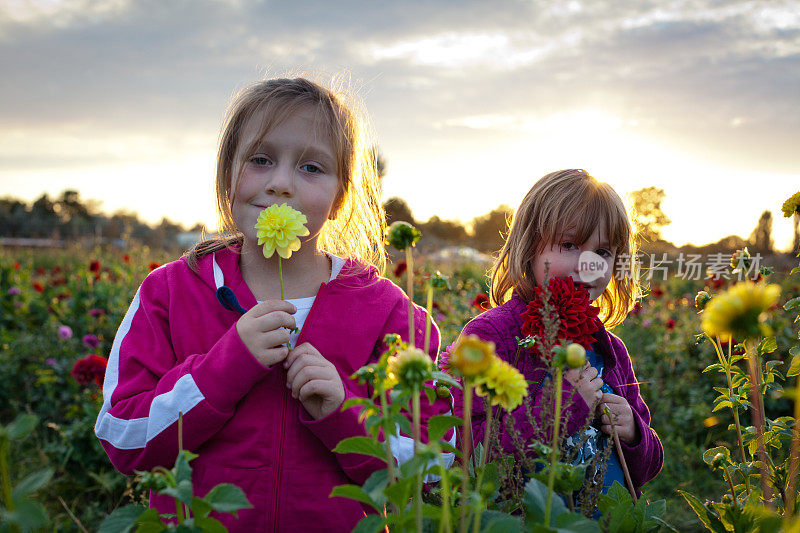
top-left (533, 219), bottom-right (616, 302)
top-left (230, 106), bottom-right (341, 254)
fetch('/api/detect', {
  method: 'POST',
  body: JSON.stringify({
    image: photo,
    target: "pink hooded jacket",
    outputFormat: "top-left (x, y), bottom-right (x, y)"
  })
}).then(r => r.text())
top-left (95, 246), bottom-right (449, 532)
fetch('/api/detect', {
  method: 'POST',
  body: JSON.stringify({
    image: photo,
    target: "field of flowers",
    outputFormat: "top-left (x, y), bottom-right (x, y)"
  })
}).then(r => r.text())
top-left (1, 243), bottom-right (799, 531)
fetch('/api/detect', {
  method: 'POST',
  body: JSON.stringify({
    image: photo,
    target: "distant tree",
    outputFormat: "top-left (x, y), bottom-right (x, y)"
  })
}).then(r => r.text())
top-left (471, 205), bottom-right (513, 253)
top-left (419, 216), bottom-right (468, 244)
top-left (630, 187), bottom-right (671, 242)
top-left (29, 194), bottom-right (61, 238)
top-left (748, 210), bottom-right (774, 252)
top-left (0, 198), bottom-right (28, 237)
top-left (384, 197), bottom-right (415, 226)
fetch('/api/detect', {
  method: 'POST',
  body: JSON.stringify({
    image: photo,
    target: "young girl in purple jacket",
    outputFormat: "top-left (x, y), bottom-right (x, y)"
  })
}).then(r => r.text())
top-left (453, 169), bottom-right (662, 501)
top-left (95, 77), bottom-right (451, 532)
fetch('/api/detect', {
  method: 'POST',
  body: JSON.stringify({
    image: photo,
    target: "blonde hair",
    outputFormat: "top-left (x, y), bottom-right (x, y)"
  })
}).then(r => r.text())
top-left (187, 77), bottom-right (385, 272)
top-left (490, 169), bottom-right (640, 328)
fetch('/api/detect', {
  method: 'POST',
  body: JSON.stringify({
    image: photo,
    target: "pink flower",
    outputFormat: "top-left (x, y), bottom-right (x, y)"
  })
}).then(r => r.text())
top-left (57, 325), bottom-right (73, 339)
top-left (7, 287), bottom-right (20, 295)
top-left (89, 308), bottom-right (106, 318)
top-left (46, 358), bottom-right (57, 366)
top-left (82, 334), bottom-right (100, 349)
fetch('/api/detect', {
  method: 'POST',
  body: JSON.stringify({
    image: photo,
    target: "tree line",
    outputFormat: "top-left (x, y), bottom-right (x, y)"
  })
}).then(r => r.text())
top-left (1, 188), bottom-right (791, 254)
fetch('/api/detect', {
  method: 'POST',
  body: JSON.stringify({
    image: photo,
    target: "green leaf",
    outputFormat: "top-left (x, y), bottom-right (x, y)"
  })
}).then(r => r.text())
top-left (332, 436), bottom-right (386, 461)
top-left (352, 514), bottom-right (386, 533)
top-left (784, 296), bottom-right (800, 310)
top-left (554, 512), bottom-right (601, 531)
top-left (523, 476), bottom-right (567, 525)
top-left (790, 266), bottom-right (800, 275)
top-left (677, 491), bottom-right (728, 533)
top-left (98, 504), bottom-right (148, 533)
top-left (757, 337), bottom-right (777, 356)
top-left (3, 497), bottom-right (48, 529)
top-left (190, 497), bottom-right (213, 519)
top-left (702, 446), bottom-right (732, 468)
top-left (432, 371), bottom-right (462, 390)
top-left (193, 515), bottom-right (227, 533)
top-left (427, 415), bottom-right (461, 443)
top-left (204, 483), bottom-right (252, 515)
top-left (11, 468), bottom-right (53, 499)
top-left (160, 479), bottom-right (194, 506)
top-left (6, 414), bottom-right (38, 440)
top-left (330, 485), bottom-right (380, 512)
top-left (788, 353), bottom-right (800, 378)
top-left (384, 476), bottom-right (413, 511)
top-left (173, 450), bottom-right (196, 485)
top-left (481, 510), bottom-right (523, 532)
top-left (362, 468), bottom-right (389, 509)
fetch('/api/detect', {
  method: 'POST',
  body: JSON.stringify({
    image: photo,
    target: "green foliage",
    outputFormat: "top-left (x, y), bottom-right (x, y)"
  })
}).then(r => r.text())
top-left (98, 450), bottom-right (251, 532)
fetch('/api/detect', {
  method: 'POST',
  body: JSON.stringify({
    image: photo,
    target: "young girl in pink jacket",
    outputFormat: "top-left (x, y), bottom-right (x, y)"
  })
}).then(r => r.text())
top-left (95, 77), bottom-right (450, 532)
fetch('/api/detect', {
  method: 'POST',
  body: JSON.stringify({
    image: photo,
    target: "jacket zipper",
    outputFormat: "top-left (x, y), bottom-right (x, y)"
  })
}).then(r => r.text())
top-left (271, 382), bottom-right (288, 533)
top-left (270, 281), bottom-right (328, 532)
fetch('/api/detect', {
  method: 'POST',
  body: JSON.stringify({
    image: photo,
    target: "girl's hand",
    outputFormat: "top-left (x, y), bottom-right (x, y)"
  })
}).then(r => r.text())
top-left (236, 300), bottom-right (297, 367)
top-left (564, 362), bottom-right (603, 411)
top-left (284, 342), bottom-right (345, 420)
top-left (599, 393), bottom-right (638, 444)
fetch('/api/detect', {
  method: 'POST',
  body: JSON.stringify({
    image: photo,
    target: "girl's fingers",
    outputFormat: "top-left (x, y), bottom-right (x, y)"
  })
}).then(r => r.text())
top-left (248, 299), bottom-right (297, 317)
top-left (289, 366), bottom-right (333, 398)
top-left (253, 311), bottom-right (296, 333)
top-left (285, 351), bottom-right (330, 383)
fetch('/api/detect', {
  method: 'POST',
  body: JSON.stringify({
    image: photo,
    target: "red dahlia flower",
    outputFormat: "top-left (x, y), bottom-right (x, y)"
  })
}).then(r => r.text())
top-left (89, 260), bottom-right (101, 273)
top-left (393, 261), bottom-right (407, 277)
top-left (521, 276), bottom-right (601, 360)
top-left (472, 293), bottom-right (490, 311)
top-left (71, 355), bottom-right (108, 387)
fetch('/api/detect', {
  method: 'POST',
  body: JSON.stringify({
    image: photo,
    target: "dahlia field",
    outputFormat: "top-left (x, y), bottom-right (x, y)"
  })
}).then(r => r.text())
top-left (1, 244), bottom-right (799, 531)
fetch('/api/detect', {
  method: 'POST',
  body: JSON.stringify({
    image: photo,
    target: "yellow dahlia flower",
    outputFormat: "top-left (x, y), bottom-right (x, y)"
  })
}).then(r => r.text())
top-left (474, 357), bottom-right (528, 411)
top-left (782, 192), bottom-right (800, 218)
top-left (387, 347), bottom-right (432, 388)
top-left (448, 335), bottom-right (495, 378)
top-left (254, 203), bottom-right (310, 259)
top-left (701, 282), bottom-right (780, 340)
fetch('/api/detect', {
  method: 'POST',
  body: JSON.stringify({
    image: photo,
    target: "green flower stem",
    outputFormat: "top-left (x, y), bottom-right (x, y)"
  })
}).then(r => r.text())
top-left (437, 451), bottom-right (453, 533)
top-left (406, 248), bottom-right (415, 347)
top-left (0, 439), bottom-right (14, 514)
top-left (380, 391), bottom-right (397, 485)
top-left (471, 413), bottom-right (493, 533)
top-left (786, 373), bottom-right (800, 514)
top-left (413, 384), bottom-right (422, 533)
top-left (745, 339), bottom-right (772, 505)
top-left (379, 390), bottom-right (399, 515)
top-left (545, 366), bottom-right (564, 526)
top-left (722, 467), bottom-right (737, 502)
top-left (278, 257), bottom-right (284, 300)
top-left (425, 282), bottom-right (433, 357)
top-left (712, 335), bottom-right (750, 493)
top-left (459, 380), bottom-right (473, 533)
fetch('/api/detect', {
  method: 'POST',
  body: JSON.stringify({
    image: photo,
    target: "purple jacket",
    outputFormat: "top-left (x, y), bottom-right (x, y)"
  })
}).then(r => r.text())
top-left (95, 246), bottom-right (448, 532)
top-left (452, 294), bottom-right (663, 489)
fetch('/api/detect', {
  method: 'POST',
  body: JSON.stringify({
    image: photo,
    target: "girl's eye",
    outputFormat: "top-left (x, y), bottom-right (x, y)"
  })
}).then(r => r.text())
top-left (560, 242), bottom-right (576, 251)
top-left (249, 156), bottom-right (271, 166)
top-left (597, 249), bottom-right (612, 258)
top-left (300, 163), bottom-right (323, 174)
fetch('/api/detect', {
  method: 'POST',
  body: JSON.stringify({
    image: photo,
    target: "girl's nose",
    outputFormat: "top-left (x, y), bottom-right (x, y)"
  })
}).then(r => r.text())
top-left (265, 164), bottom-right (293, 197)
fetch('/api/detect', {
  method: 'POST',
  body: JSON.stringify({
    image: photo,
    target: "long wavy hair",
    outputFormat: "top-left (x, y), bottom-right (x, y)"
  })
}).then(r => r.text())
top-left (186, 76), bottom-right (385, 273)
top-left (490, 169), bottom-right (640, 328)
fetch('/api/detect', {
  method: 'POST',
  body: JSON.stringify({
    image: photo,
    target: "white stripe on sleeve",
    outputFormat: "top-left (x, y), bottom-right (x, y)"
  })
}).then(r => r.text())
top-left (95, 289), bottom-right (206, 450)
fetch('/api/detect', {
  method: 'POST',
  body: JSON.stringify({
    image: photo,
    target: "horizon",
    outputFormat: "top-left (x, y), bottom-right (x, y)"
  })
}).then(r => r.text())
top-left (1, 1), bottom-right (798, 251)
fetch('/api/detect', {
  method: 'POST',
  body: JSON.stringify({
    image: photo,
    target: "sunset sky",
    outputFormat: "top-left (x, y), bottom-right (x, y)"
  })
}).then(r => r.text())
top-left (1, 0), bottom-right (798, 250)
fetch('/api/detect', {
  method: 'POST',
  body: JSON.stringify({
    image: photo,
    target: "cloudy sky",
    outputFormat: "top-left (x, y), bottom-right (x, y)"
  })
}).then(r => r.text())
top-left (1, 0), bottom-right (798, 249)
